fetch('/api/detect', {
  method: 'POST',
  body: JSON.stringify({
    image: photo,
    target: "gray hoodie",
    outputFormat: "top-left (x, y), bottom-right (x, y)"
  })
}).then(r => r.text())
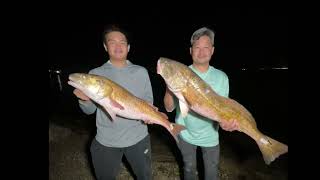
top-left (79, 60), bottom-right (153, 147)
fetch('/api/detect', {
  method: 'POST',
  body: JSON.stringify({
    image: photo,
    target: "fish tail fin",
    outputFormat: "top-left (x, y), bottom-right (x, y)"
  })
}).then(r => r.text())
top-left (168, 123), bottom-right (186, 143)
top-left (256, 135), bottom-right (288, 165)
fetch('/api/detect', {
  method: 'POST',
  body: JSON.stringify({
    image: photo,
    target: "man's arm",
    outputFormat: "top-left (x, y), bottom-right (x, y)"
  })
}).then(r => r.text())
top-left (163, 86), bottom-right (176, 112)
top-left (143, 71), bottom-right (154, 104)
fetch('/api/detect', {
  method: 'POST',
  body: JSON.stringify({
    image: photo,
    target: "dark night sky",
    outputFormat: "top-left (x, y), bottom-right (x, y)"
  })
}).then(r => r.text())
top-left (49, 7), bottom-right (288, 146)
top-left (49, 7), bottom-right (287, 73)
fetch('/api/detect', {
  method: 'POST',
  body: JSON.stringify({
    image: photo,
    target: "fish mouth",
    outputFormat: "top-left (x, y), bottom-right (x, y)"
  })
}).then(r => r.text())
top-left (67, 80), bottom-right (81, 90)
top-left (67, 73), bottom-right (82, 89)
top-left (68, 73), bottom-right (81, 81)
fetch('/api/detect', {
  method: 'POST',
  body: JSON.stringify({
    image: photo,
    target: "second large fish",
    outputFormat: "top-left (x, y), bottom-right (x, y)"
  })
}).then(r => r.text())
top-left (157, 57), bottom-right (288, 165)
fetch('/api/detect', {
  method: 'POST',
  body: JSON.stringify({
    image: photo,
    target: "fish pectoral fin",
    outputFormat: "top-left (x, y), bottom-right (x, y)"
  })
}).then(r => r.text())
top-left (104, 108), bottom-right (117, 121)
top-left (110, 99), bottom-right (125, 110)
top-left (179, 100), bottom-right (189, 117)
top-left (98, 97), bottom-right (118, 121)
top-left (175, 92), bottom-right (190, 118)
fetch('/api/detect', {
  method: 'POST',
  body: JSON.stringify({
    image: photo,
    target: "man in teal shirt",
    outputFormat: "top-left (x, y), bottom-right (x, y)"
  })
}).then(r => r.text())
top-left (164, 27), bottom-right (238, 180)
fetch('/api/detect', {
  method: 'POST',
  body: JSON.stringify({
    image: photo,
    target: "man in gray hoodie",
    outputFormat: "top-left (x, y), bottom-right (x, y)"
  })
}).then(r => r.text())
top-left (73, 24), bottom-right (153, 180)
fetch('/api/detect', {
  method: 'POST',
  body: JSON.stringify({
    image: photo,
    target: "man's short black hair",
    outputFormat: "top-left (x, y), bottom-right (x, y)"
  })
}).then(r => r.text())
top-left (102, 24), bottom-right (130, 45)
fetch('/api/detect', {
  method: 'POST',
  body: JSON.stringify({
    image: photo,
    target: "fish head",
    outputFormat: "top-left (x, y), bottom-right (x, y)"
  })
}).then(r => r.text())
top-left (68, 73), bottom-right (113, 100)
top-left (157, 57), bottom-right (178, 79)
top-left (157, 57), bottom-right (188, 92)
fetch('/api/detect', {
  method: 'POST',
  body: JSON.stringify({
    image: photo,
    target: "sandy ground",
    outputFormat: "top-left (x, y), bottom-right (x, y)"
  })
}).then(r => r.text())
top-left (49, 114), bottom-right (288, 180)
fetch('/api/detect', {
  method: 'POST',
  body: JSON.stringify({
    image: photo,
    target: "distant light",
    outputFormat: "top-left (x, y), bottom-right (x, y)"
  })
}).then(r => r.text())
top-left (258, 67), bottom-right (288, 70)
top-left (48, 69), bottom-right (62, 73)
top-left (271, 67), bottom-right (288, 70)
top-left (241, 67), bottom-right (288, 71)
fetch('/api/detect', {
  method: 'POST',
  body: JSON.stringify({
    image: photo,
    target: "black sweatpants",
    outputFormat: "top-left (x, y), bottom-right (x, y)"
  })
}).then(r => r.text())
top-left (90, 135), bottom-right (152, 180)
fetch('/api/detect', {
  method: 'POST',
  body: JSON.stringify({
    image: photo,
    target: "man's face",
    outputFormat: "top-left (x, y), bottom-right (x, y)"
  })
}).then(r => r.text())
top-left (104, 31), bottom-right (129, 61)
top-left (190, 35), bottom-right (214, 65)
